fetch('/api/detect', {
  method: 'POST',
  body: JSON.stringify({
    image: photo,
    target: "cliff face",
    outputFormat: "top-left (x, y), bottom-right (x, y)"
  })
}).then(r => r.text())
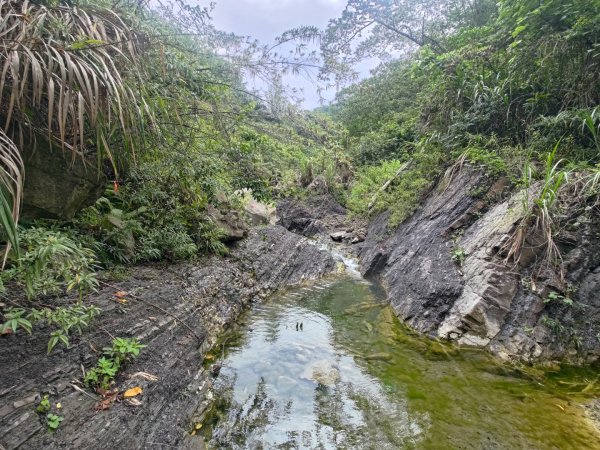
top-left (358, 167), bottom-right (600, 364)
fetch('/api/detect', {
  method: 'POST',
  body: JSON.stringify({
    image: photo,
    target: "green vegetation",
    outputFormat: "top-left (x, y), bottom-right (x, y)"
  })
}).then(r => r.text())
top-left (544, 292), bottom-right (574, 307)
top-left (451, 247), bottom-right (468, 267)
top-left (0, 0), bottom-right (598, 364)
top-left (84, 337), bottom-right (145, 390)
top-left (0, 0), bottom-right (344, 350)
top-left (35, 395), bottom-right (63, 431)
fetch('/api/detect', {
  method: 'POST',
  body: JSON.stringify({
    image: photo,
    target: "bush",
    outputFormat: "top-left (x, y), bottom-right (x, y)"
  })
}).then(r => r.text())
top-left (1, 304), bottom-right (101, 353)
top-left (348, 143), bottom-right (445, 227)
top-left (2, 227), bottom-right (98, 300)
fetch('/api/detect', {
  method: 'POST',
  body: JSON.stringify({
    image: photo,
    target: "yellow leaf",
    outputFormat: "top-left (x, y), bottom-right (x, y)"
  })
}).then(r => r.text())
top-left (123, 387), bottom-right (143, 398)
top-left (204, 354), bottom-right (215, 361)
top-left (56, 403), bottom-right (62, 409)
top-left (195, 423), bottom-right (202, 430)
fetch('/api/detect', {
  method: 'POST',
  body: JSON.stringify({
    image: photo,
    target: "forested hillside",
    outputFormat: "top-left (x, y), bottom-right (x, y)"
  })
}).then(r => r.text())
top-left (322, 0), bottom-right (599, 227)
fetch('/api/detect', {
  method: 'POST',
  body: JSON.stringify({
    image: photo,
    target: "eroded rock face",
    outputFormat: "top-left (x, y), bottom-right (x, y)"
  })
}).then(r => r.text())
top-left (0, 225), bottom-right (336, 450)
top-left (360, 169), bottom-right (487, 335)
top-left (232, 226), bottom-right (337, 290)
top-left (21, 141), bottom-right (105, 220)
top-left (277, 194), bottom-right (366, 244)
top-left (359, 167), bottom-right (600, 364)
top-left (437, 191), bottom-right (525, 346)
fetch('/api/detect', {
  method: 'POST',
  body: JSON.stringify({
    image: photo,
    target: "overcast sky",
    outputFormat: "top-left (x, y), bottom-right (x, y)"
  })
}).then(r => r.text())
top-left (209, 0), bottom-right (350, 109)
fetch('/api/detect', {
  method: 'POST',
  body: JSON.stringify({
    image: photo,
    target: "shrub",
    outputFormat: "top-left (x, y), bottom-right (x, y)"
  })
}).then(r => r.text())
top-left (2, 227), bottom-right (98, 300)
top-left (0, 304), bottom-right (101, 353)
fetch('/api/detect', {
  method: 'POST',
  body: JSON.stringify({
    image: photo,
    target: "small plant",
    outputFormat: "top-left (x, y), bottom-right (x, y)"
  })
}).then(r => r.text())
top-left (1, 305), bottom-right (101, 353)
top-left (36, 395), bottom-right (51, 414)
top-left (46, 413), bottom-right (64, 431)
top-left (451, 247), bottom-right (468, 266)
top-left (543, 291), bottom-right (574, 307)
top-left (35, 395), bottom-right (63, 431)
top-left (84, 337), bottom-right (145, 390)
top-left (540, 316), bottom-right (564, 334)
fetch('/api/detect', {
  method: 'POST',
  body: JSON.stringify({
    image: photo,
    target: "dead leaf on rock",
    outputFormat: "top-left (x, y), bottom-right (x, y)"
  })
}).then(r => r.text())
top-left (93, 389), bottom-right (118, 411)
top-left (148, 316), bottom-right (157, 321)
top-left (114, 291), bottom-right (127, 298)
top-left (125, 398), bottom-right (142, 407)
top-left (129, 372), bottom-right (159, 382)
top-left (123, 387), bottom-right (143, 398)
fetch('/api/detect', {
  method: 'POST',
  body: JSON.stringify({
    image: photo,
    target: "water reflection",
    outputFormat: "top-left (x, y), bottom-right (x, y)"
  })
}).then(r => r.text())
top-left (207, 291), bottom-right (424, 449)
top-left (203, 277), bottom-right (600, 450)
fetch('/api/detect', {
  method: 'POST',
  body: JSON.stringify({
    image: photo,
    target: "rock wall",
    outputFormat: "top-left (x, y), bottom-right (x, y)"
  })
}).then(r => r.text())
top-left (21, 140), bottom-right (106, 220)
top-left (0, 226), bottom-right (336, 450)
top-left (359, 167), bottom-right (600, 364)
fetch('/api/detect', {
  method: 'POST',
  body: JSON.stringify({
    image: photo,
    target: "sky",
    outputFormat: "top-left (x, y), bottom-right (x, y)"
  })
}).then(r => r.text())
top-left (209, 0), bottom-right (352, 109)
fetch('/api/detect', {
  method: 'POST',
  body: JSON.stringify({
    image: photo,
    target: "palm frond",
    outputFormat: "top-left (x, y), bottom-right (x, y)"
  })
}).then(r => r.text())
top-left (0, 0), bottom-right (154, 246)
top-left (0, 0), bottom-right (151, 162)
top-left (0, 127), bottom-right (23, 263)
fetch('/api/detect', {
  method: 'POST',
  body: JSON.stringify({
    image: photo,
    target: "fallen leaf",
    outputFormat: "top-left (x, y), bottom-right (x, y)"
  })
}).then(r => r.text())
top-left (94, 398), bottom-right (113, 411)
top-left (56, 403), bottom-right (62, 409)
top-left (93, 389), bottom-right (118, 411)
top-left (148, 317), bottom-right (157, 321)
top-left (123, 387), bottom-right (143, 398)
top-left (204, 354), bottom-right (215, 361)
top-left (114, 291), bottom-right (127, 298)
top-left (0, 328), bottom-right (13, 336)
top-left (125, 398), bottom-right (142, 407)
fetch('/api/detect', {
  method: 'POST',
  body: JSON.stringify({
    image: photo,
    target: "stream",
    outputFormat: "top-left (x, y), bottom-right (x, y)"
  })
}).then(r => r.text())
top-left (200, 268), bottom-right (600, 449)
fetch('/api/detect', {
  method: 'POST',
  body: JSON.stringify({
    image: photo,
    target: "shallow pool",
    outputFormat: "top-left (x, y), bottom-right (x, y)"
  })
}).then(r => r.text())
top-left (201, 276), bottom-right (600, 449)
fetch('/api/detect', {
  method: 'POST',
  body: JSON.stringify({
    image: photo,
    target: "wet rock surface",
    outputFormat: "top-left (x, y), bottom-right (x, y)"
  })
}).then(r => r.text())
top-left (358, 167), bottom-right (600, 364)
top-left (277, 194), bottom-right (366, 244)
top-left (0, 226), bottom-right (336, 450)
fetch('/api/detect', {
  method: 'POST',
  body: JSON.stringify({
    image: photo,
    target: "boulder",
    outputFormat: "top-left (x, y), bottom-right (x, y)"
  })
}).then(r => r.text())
top-left (330, 231), bottom-right (349, 242)
top-left (21, 139), bottom-right (105, 220)
top-left (244, 197), bottom-right (276, 226)
top-left (207, 206), bottom-right (248, 242)
top-left (301, 359), bottom-right (340, 387)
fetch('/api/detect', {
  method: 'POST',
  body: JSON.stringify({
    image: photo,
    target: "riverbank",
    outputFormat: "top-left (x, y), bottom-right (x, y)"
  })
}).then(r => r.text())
top-left (0, 226), bottom-right (336, 449)
top-left (277, 170), bottom-right (600, 366)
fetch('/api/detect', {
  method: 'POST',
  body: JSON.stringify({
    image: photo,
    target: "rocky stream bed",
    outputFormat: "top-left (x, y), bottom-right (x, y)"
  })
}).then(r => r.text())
top-left (1, 166), bottom-right (600, 449)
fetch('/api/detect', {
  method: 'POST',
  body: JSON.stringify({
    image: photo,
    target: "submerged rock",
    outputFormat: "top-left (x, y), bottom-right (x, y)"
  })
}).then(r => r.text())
top-left (364, 352), bottom-right (393, 362)
top-left (301, 359), bottom-right (340, 386)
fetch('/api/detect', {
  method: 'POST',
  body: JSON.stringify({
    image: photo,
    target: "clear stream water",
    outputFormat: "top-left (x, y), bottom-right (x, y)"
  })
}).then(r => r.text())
top-left (200, 270), bottom-right (600, 449)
